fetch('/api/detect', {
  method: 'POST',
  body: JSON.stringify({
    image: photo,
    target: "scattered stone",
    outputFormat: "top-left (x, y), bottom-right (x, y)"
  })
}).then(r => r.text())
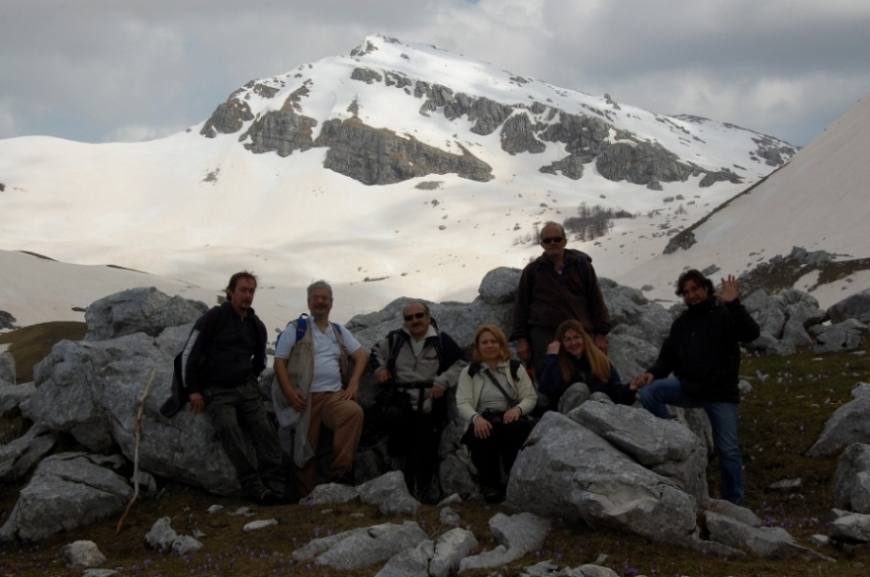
top-left (705, 498), bottom-right (762, 527)
top-left (82, 570), bottom-right (119, 577)
top-left (144, 517), bottom-right (202, 555)
top-left (293, 520), bottom-right (428, 570)
top-left (439, 506), bottom-right (460, 527)
top-left (171, 535), bottom-right (203, 556)
top-left (459, 512), bottom-right (550, 571)
top-left (830, 510), bottom-right (870, 543)
top-left (810, 534), bottom-right (829, 548)
top-left (357, 471), bottom-right (420, 516)
top-left (191, 528), bottom-right (206, 539)
top-left (705, 511), bottom-right (830, 560)
top-left (828, 288), bottom-right (870, 325)
top-left (430, 527), bottom-right (477, 577)
top-left (207, 504), bottom-right (224, 514)
top-left (229, 507), bottom-right (255, 517)
top-left (768, 478), bottom-right (802, 491)
top-left (814, 320), bottom-right (867, 354)
top-left (61, 540), bottom-right (107, 568)
top-left (349, 512), bottom-right (366, 519)
top-left (243, 519), bottom-right (278, 532)
top-left (375, 539), bottom-right (433, 577)
top-left (301, 482), bottom-right (359, 506)
top-left (438, 493), bottom-right (463, 507)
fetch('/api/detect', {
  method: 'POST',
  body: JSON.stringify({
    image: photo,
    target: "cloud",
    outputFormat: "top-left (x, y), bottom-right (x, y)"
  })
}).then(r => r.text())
top-left (0, 0), bottom-right (868, 146)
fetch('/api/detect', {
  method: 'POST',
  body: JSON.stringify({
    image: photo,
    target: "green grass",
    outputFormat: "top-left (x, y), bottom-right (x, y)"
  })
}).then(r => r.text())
top-left (2, 340), bottom-right (870, 576)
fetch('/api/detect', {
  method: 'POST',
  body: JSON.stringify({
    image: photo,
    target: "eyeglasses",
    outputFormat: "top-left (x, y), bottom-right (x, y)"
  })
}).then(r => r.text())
top-left (403, 312), bottom-right (427, 321)
top-left (541, 236), bottom-right (564, 244)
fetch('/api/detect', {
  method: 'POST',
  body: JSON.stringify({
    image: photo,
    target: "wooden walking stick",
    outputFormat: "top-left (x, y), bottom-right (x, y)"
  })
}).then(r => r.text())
top-left (116, 366), bottom-right (157, 534)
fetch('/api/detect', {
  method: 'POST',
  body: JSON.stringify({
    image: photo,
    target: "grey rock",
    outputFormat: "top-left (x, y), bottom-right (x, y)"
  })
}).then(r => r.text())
top-left (200, 94), bottom-right (254, 136)
top-left (813, 319), bottom-right (867, 354)
top-left (705, 498), bottom-right (762, 527)
top-left (375, 539), bottom-right (433, 577)
top-left (439, 452), bottom-right (478, 497)
top-left (752, 305), bottom-right (787, 339)
top-left (705, 511), bottom-right (829, 560)
top-left (507, 412), bottom-right (741, 555)
top-left (810, 534), bottom-right (829, 548)
top-left (358, 471), bottom-right (420, 516)
top-left (574, 566), bottom-right (621, 577)
top-left (568, 402), bottom-right (709, 504)
top-left (144, 517), bottom-right (178, 553)
top-left (171, 534), bottom-right (203, 556)
top-left (0, 453), bottom-right (133, 542)
top-left (61, 540), bottom-right (106, 568)
top-left (501, 113), bottom-right (546, 155)
top-left (768, 478), bottom-right (802, 491)
top-left (430, 527), bottom-right (477, 577)
top-left (131, 470), bottom-right (157, 493)
top-left (0, 310), bottom-right (17, 330)
top-left (478, 267), bottom-right (522, 305)
top-left (459, 512), bottom-right (550, 571)
top-left (84, 287), bottom-right (207, 341)
top-left (350, 67), bottom-right (383, 85)
top-left (82, 570), bottom-right (119, 577)
top-left (439, 506), bottom-right (461, 527)
top-left (207, 504), bottom-right (223, 514)
top-left (0, 381), bottom-right (35, 417)
top-left (30, 328), bottom-right (244, 494)
top-left (742, 288), bottom-right (771, 314)
top-left (596, 139), bottom-right (694, 186)
top-left (833, 443), bottom-right (870, 513)
top-left (0, 351), bottom-right (15, 384)
top-left (830, 511), bottom-right (870, 542)
top-left (807, 384), bottom-right (870, 457)
top-left (0, 422), bottom-right (57, 482)
top-left (145, 517), bottom-right (202, 555)
top-left (829, 288), bottom-right (870, 324)
top-left (293, 521), bottom-right (428, 570)
top-left (301, 482), bottom-right (359, 506)
top-left (600, 278), bottom-right (671, 347)
top-left (243, 519), bottom-right (278, 532)
top-left (438, 493), bottom-right (463, 507)
top-left (605, 333), bottom-right (659, 384)
top-left (781, 317), bottom-right (814, 348)
top-left (539, 155), bottom-right (585, 180)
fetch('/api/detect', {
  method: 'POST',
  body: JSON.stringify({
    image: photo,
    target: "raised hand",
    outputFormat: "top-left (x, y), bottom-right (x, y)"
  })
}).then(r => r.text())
top-left (715, 274), bottom-right (740, 303)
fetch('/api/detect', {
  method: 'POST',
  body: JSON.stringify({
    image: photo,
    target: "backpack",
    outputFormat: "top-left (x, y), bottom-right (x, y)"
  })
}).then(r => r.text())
top-left (467, 359), bottom-right (526, 381)
top-left (384, 328), bottom-right (447, 378)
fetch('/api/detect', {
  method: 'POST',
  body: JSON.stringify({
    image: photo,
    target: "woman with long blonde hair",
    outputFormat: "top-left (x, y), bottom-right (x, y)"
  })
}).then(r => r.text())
top-left (538, 319), bottom-right (634, 413)
top-left (456, 325), bottom-right (537, 503)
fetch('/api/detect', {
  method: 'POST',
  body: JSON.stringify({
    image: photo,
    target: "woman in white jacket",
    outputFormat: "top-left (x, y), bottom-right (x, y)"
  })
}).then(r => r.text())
top-left (456, 325), bottom-right (537, 503)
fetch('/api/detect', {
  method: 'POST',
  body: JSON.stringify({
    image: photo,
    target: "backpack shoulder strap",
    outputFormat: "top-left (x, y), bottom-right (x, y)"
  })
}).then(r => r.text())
top-left (386, 329), bottom-right (405, 375)
top-left (509, 359), bottom-right (524, 382)
top-left (295, 314), bottom-right (309, 341)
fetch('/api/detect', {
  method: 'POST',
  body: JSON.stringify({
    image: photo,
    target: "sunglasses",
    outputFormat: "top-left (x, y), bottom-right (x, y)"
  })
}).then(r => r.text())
top-left (541, 236), bottom-right (564, 244)
top-left (403, 312), bottom-right (427, 321)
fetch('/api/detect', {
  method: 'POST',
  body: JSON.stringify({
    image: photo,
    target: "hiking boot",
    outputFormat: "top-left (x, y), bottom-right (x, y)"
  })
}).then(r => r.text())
top-left (251, 487), bottom-right (281, 506)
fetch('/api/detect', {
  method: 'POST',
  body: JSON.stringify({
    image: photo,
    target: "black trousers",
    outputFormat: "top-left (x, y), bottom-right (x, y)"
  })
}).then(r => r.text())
top-left (383, 395), bottom-right (447, 497)
top-left (463, 417), bottom-right (533, 488)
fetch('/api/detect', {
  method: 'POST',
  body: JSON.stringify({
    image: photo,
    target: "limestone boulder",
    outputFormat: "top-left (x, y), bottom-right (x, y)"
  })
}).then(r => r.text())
top-left (807, 384), bottom-right (870, 457)
top-left (833, 443), bottom-right (870, 513)
top-left (813, 319), bottom-right (867, 354)
top-left (828, 288), bottom-right (870, 324)
top-left (507, 412), bottom-right (700, 547)
top-left (600, 278), bottom-right (671, 347)
top-left (292, 521), bottom-right (428, 570)
top-left (30, 324), bottom-right (243, 495)
top-left (705, 512), bottom-right (830, 560)
top-left (61, 540), bottom-right (106, 568)
top-left (459, 512), bottom-right (550, 572)
top-left (358, 471), bottom-right (420, 516)
top-left (84, 287), bottom-right (207, 341)
top-left (375, 540), bottom-right (433, 577)
top-left (0, 351), bottom-right (15, 384)
top-left (567, 402), bottom-right (709, 504)
top-left (0, 453), bottom-right (132, 542)
top-left (0, 422), bottom-right (57, 482)
top-left (0, 381), bottom-right (35, 416)
top-left (478, 267), bottom-right (521, 305)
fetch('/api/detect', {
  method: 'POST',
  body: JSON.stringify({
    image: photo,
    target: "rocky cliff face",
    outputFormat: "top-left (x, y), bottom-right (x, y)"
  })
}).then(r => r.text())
top-left (197, 41), bottom-right (790, 189)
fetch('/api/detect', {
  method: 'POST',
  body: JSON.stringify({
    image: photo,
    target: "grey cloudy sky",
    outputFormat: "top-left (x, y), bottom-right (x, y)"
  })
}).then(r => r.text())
top-left (2, 0), bottom-right (869, 146)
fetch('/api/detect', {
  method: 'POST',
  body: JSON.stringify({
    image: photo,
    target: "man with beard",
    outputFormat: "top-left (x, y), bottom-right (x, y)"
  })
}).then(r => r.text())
top-left (630, 270), bottom-right (760, 505)
top-left (272, 280), bottom-right (368, 500)
top-left (370, 301), bottom-right (466, 501)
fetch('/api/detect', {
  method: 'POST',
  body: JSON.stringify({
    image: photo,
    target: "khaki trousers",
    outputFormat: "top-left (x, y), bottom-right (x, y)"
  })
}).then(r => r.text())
top-left (293, 391), bottom-right (363, 499)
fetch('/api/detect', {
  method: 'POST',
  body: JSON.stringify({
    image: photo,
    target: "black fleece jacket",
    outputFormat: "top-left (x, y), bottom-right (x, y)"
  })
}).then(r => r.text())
top-left (647, 297), bottom-right (760, 403)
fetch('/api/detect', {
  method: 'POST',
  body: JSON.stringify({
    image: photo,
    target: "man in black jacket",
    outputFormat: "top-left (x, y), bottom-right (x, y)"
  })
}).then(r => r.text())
top-left (631, 270), bottom-right (759, 505)
top-left (183, 271), bottom-right (284, 504)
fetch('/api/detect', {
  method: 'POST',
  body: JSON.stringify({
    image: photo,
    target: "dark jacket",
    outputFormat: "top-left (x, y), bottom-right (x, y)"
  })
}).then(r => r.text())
top-left (647, 297), bottom-right (760, 403)
top-left (161, 302), bottom-right (266, 417)
top-left (511, 249), bottom-right (611, 339)
top-left (539, 354), bottom-right (635, 406)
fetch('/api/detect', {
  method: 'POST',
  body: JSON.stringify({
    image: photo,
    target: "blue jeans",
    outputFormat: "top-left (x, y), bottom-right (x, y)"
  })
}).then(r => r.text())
top-left (639, 378), bottom-right (744, 506)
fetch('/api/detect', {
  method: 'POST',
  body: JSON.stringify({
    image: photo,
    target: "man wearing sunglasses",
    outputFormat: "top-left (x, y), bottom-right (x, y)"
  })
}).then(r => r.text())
top-left (370, 301), bottom-right (466, 501)
top-left (512, 221), bottom-right (611, 380)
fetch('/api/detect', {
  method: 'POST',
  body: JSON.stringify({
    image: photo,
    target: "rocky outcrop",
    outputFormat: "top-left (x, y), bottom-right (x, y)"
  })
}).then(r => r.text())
top-left (200, 95), bottom-right (254, 138)
top-left (316, 118), bottom-right (493, 184)
top-left (500, 113), bottom-right (545, 155)
top-left (242, 107), bottom-right (318, 156)
top-left (807, 384), bottom-right (870, 457)
top-left (84, 287), bottom-right (207, 341)
top-left (596, 140), bottom-right (694, 187)
top-left (0, 453), bottom-right (132, 542)
top-left (829, 288), bottom-right (870, 324)
top-left (742, 287), bottom-right (828, 355)
top-left (0, 310), bottom-right (16, 330)
top-left (539, 155), bottom-right (585, 180)
top-left (814, 319), bottom-right (867, 354)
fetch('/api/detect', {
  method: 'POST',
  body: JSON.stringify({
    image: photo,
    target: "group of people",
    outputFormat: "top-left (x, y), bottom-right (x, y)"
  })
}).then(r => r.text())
top-left (164, 221), bottom-right (760, 507)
